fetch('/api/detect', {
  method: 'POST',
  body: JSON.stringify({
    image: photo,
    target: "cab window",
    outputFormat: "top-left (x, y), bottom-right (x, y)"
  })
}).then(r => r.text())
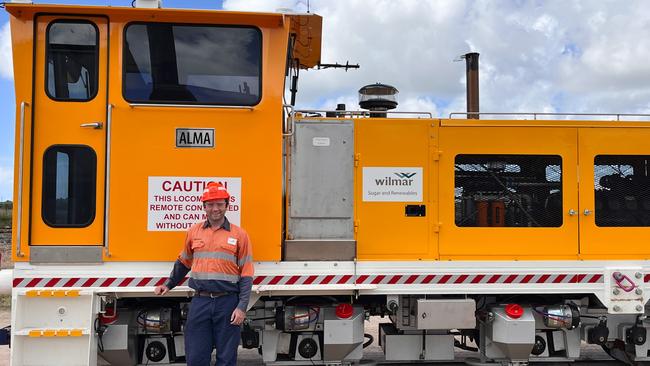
top-left (42, 145), bottom-right (96, 227)
top-left (123, 23), bottom-right (262, 105)
top-left (46, 21), bottom-right (99, 101)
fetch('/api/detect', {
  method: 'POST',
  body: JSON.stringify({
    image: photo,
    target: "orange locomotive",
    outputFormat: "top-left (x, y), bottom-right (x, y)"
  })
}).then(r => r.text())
top-left (5, 1), bottom-right (650, 365)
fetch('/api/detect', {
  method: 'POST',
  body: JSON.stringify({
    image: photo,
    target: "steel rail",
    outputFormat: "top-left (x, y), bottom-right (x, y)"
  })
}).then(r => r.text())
top-left (16, 101), bottom-right (28, 257)
top-left (129, 103), bottom-right (254, 110)
top-left (294, 109), bottom-right (433, 118)
top-left (449, 111), bottom-right (650, 120)
top-left (104, 104), bottom-right (113, 257)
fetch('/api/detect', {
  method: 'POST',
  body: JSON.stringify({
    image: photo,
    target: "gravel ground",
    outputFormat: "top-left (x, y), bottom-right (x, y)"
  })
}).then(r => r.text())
top-left (0, 229), bottom-right (12, 365)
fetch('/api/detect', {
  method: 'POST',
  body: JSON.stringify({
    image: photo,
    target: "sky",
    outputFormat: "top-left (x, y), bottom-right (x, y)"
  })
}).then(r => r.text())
top-left (3, 0), bottom-right (650, 200)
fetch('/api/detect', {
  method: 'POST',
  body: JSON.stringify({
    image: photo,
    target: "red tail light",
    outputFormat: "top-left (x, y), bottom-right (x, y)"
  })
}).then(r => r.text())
top-left (504, 303), bottom-right (524, 319)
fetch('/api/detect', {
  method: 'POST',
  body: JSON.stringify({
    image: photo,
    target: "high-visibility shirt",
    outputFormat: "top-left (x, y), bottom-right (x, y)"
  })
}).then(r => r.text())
top-left (165, 217), bottom-right (254, 310)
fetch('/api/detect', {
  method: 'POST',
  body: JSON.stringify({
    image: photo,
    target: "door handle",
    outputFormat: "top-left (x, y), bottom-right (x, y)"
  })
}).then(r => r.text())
top-left (583, 209), bottom-right (592, 216)
top-left (568, 209), bottom-right (576, 216)
top-left (80, 122), bottom-right (103, 129)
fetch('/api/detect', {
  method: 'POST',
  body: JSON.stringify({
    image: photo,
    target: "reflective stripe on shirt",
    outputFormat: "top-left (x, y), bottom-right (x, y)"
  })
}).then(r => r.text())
top-left (194, 251), bottom-right (237, 263)
top-left (191, 271), bottom-right (240, 283)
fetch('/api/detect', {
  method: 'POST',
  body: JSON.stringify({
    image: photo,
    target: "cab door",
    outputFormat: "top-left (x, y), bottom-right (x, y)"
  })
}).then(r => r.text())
top-left (578, 128), bottom-right (650, 257)
top-left (30, 16), bottom-right (107, 248)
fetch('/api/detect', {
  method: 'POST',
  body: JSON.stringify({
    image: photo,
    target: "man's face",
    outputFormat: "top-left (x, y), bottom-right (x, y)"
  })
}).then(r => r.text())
top-left (204, 199), bottom-right (228, 223)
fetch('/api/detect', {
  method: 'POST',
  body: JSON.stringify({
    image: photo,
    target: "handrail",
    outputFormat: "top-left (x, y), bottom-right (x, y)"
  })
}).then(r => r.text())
top-left (104, 104), bottom-right (113, 257)
top-left (129, 103), bottom-right (254, 110)
top-left (294, 109), bottom-right (434, 118)
top-left (449, 112), bottom-right (650, 121)
top-left (16, 101), bottom-right (28, 257)
top-left (282, 104), bottom-right (295, 137)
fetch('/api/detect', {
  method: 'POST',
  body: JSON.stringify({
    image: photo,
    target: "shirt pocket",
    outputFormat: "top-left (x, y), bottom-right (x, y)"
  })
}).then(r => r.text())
top-left (190, 238), bottom-right (206, 251)
top-left (220, 238), bottom-right (238, 255)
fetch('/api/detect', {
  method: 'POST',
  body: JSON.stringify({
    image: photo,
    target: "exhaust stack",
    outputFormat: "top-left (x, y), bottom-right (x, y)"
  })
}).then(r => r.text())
top-left (464, 52), bottom-right (479, 119)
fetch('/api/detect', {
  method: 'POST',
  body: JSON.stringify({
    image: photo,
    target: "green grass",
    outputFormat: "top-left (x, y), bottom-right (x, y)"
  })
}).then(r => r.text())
top-left (0, 202), bottom-right (11, 228)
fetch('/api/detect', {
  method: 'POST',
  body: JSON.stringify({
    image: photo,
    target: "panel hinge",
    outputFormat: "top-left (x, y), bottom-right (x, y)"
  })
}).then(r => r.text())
top-left (432, 151), bottom-right (441, 161)
top-left (354, 220), bottom-right (360, 233)
top-left (354, 153), bottom-right (361, 167)
top-left (433, 222), bottom-right (441, 233)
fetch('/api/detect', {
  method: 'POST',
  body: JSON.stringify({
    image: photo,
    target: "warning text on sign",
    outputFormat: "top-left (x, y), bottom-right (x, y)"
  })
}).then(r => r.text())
top-left (148, 177), bottom-right (241, 231)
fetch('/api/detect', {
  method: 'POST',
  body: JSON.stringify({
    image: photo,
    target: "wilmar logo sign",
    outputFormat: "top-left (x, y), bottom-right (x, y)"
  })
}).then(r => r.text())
top-left (363, 167), bottom-right (423, 202)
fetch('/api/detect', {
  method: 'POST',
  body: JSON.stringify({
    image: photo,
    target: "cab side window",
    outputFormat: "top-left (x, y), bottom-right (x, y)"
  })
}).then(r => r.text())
top-left (123, 23), bottom-right (262, 105)
top-left (46, 21), bottom-right (99, 101)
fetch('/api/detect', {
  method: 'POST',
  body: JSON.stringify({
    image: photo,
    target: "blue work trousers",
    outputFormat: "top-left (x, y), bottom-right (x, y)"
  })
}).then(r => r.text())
top-left (185, 294), bottom-right (241, 366)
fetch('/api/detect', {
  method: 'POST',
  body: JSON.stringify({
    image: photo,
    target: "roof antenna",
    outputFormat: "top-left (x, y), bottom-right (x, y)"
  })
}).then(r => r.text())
top-left (307, 0), bottom-right (310, 13)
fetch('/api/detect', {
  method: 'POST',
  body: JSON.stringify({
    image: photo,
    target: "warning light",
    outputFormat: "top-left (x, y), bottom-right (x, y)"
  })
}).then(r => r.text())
top-left (335, 303), bottom-right (353, 319)
top-left (504, 303), bottom-right (524, 319)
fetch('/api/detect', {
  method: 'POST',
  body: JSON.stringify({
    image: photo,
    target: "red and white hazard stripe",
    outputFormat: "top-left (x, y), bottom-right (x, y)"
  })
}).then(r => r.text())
top-left (252, 273), bottom-right (605, 286)
top-left (13, 277), bottom-right (186, 288)
top-left (13, 273), bottom-right (610, 288)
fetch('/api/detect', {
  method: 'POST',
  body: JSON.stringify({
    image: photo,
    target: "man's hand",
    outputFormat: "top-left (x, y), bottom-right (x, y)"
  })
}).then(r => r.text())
top-left (154, 284), bottom-right (170, 295)
top-left (230, 308), bottom-right (246, 326)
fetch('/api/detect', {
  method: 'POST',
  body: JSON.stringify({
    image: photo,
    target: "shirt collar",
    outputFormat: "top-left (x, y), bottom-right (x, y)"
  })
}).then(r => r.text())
top-left (202, 217), bottom-right (231, 231)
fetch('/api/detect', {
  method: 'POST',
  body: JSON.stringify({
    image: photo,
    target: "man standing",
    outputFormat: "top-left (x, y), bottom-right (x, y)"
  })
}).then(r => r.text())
top-left (154, 182), bottom-right (254, 366)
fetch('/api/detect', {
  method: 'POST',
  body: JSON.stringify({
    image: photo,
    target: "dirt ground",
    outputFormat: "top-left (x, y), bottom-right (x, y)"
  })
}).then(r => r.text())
top-left (0, 229), bottom-right (12, 365)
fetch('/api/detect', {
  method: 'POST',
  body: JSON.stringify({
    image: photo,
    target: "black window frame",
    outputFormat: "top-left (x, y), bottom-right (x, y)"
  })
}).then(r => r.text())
top-left (594, 154), bottom-right (650, 227)
top-left (41, 144), bottom-right (97, 228)
top-left (44, 19), bottom-right (100, 102)
top-left (121, 21), bottom-right (263, 106)
top-left (454, 153), bottom-right (564, 228)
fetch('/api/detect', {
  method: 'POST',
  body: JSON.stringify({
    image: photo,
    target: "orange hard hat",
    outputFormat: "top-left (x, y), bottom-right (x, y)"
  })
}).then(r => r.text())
top-left (201, 182), bottom-right (230, 202)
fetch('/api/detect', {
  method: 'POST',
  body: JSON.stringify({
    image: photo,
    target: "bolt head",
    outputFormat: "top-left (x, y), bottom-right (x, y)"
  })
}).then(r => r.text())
top-left (613, 305), bottom-right (621, 312)
top-left (636, 288), bottom-right (643, 295)
top-left (637, 305), bottom-right (644, 312)
top-left (613, 288), bottom-right (621, 295)
top-left (636, 272), bottom-right (643, 279)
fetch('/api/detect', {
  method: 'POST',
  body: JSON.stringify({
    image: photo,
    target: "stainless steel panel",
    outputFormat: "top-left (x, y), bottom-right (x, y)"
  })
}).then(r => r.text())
top-left (30, 246), bottom-right (103, 263)
top-left (323, 306), bottom-right (364, 361)
top-left (380, 323), bottom-right (423, 361)
top-left (416, 299), bottom-right (476, 330)
top-left (284, 240), bottom-right (356, 261)
top-left (424, 334), bottom-right (454, 360)
top-left (99, 324), bottom-right (138, 366)
top-left (288, 218), bottom-right (353, 241)
top-left (288, 120), bottom-right (354, 240)
top-left (485, 306), bottom-right (536, 361)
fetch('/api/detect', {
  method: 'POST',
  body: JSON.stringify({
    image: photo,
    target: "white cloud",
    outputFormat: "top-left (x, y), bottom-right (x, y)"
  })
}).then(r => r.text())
top-left (0, 22), bottom-right (13, 80)
top-left (223, 0), bottom-right (650, 117)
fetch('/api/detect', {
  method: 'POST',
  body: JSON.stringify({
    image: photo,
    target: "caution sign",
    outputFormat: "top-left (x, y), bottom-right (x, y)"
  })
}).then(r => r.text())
top-left (148, 177), bottom-right (241, 231)
top-left (362, 167), bottom-right (423, 202)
